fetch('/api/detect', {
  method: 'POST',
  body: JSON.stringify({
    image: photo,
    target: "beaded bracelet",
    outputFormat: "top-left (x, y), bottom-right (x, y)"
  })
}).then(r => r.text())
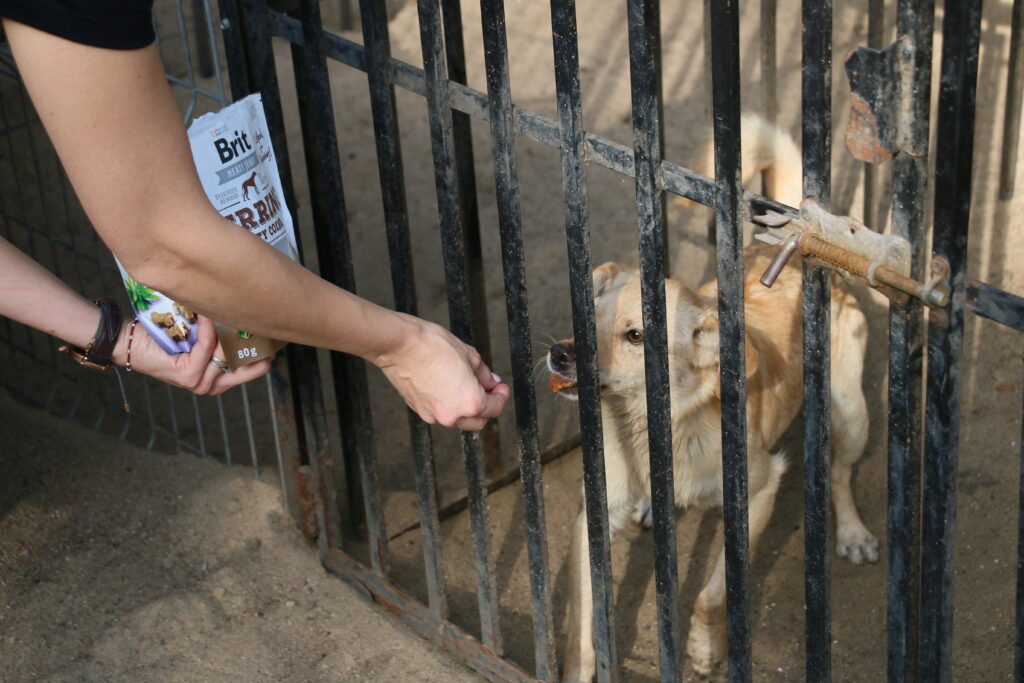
top-left (125, 319), bottom-right (139, 372)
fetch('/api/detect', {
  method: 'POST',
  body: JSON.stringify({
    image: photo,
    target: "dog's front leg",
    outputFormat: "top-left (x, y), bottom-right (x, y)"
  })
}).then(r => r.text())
top-left (688, 455), bottom-right (784, 675)
top-left (563, 507), bottom-right (596, 683)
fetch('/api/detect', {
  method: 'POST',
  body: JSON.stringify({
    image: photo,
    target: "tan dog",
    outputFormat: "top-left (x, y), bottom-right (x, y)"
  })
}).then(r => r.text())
top-left (549, 120), bottom-right (877, 680)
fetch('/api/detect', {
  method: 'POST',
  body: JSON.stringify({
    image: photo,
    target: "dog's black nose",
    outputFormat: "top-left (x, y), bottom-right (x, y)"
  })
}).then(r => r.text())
top-left (549, 341), bottom-right (576, 372)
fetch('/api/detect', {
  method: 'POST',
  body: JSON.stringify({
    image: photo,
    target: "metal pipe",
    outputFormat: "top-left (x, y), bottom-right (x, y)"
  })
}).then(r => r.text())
top-left (709, 0), bottom-right (752, 678)
top-left (358, 0), bottom-right (449, 620)
top-left (627, 0), bottom-right (681, 679)
top-left (549, 0), bottom-right (618, 678)
top-left (921, 0), bottom-right (983, 677)
top-left (416, 0), bottom-right (504, 654)
top-left (801, 0), bottom-right (834, 677)
top-left (478, 0), bottom-right (558, 676)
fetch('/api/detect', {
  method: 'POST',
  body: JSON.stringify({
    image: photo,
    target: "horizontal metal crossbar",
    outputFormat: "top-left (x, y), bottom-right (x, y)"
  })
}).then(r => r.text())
top-left (266, 10), bottom-right (796, 218)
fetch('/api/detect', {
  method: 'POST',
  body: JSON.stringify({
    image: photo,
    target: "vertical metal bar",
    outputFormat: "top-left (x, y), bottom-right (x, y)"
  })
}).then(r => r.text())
top-left (216, 394), bottom-right (233, 466)
top-left (218, 0), bottom-right (251, 100)
top-left (240, 383), bottom-right (259, 473)
top-left (921, 0), bottom-right (983, 677)
top-left (291, 0), bottom-right (390, 576)
top-left (193, 0), bottom-right (215, 78)
top-left (478, 0), bottom-right (557, 677)
top-left (165, 384), bottom-right (183, 454)
top-left (862, 0), bottom-right (885, 227)
top-left (549, 0), bottom-right (617, 679)
top-left (761, 0), bottom-right (778, 126)
top-left (1000, 0), bottom-right (1024, 199)
top-left (1016, 392), bottom-right (1024, 681)
top-left (802, 0), bottom-right (833, 678)
top-left (191, 394), bottom-right (208, 458)
top-left (415, 0), bottom-right (503, 653)
top-left (888, 0), bottom-right (934, 679)
top-left (440, 0), bottom-right (502, 476)
top-left (358, 0), bottom-right (448, 618)
top-left (626, 1), bottom-right (679, 680)
top-left (709, 0), bottom-right (752, 679)
top-left (236, 0), bottom-right (342, 552)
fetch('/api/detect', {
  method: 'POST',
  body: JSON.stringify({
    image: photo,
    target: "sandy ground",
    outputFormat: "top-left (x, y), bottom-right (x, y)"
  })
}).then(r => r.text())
top-left (2, 0), bottom-right (1024, 680)
top-left (0, 388), bottom-right (479, 682)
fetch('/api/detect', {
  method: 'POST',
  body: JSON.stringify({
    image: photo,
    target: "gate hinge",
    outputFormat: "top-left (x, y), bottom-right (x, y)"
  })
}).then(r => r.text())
top-left (844, 35), bottom-right (920, 163)
top-left (754, 200), bottom-right (949, 308)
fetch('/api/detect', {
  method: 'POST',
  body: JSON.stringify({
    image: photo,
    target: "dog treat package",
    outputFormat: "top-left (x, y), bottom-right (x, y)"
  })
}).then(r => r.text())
top-left (115, 94), bottom-right (298, 369)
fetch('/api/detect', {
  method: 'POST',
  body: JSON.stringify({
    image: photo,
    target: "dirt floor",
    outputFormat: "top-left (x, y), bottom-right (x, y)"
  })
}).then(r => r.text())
top-left (3, 0), bottom-right (1024, 680)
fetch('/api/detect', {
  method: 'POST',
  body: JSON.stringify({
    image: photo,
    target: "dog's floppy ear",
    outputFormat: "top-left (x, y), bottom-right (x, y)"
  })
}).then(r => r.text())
top-left (592, 262), bottom-right (631, 298)
top-left (692, 310), bottom-right (760, 380)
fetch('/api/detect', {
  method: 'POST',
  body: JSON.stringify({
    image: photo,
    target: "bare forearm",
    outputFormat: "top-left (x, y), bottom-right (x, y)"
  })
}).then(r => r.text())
top-left (0, 236), bottom-right (103, 349)
top-left (126, 206), bottom-right (418, 365)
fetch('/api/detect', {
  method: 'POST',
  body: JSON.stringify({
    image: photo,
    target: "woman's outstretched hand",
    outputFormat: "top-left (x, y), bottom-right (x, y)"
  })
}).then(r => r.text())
top-left (375, 315), bottom-right (510, 431)
top-left (116, 314), bottom-right (271, 396)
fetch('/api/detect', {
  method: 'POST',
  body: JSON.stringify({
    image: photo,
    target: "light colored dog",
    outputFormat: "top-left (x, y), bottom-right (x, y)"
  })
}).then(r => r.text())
top-left (548, 116), bottom-right (878, 680)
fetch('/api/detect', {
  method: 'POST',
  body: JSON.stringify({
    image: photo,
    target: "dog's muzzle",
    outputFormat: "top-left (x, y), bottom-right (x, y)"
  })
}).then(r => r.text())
top-left (547, 340), bottom-right (578, 397)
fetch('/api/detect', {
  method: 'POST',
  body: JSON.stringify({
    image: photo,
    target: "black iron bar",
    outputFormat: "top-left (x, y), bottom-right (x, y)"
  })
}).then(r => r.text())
top-left (709, 0), bottom-right (752, 679)
top-left (358, 0), bottom-right (449, 621)
top-left (862, 0), bottom-right (884, 229)
top-left (267, 11), bottom-right (778, 221)
top-left (1000, 0), bottom-right (1024, 199)
top-left (921, 0), bottom-right (983, 678)
top-left (237, 0), bottom-right (342, 551)
top-left (802, 0), bottom-right (833, 678)
top-left (549, 0), bottom-right (618, 678)
top-left (966, 280), bottom-right (1024, 332)
top-left (626, 0), bottom-right (680, 680)
top-left (440, 0), bottom-right (502, 477)
top-left (888, 0), bottom-right (934, 679)
top-left (291, 0), bottom-right (388, 573)
top-left (478, 0), bottom-right (557, 677)
top-left (415, 0), bottom-right (503, 654)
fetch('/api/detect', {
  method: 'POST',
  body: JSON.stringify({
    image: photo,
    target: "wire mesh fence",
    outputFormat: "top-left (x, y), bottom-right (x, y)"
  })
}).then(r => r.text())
top-left (0, 0), bottom-right (279, 470)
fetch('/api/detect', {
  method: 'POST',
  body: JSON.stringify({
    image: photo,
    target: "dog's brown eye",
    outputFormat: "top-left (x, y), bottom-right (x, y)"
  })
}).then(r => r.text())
top-left (626, 329), bottom-right (644, 344)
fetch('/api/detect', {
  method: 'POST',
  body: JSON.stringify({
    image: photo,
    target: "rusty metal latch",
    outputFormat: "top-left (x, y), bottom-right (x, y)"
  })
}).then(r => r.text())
top-left (754, 199), bottom-right (949, 308)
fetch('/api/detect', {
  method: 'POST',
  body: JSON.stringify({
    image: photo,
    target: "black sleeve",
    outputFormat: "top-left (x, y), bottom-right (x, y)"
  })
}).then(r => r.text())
top-left (0, 0), bottom-right (156, 50)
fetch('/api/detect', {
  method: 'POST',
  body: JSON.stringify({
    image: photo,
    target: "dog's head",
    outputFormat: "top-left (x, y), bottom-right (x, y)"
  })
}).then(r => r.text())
top-left (548, 263), bottom-right (756, 411)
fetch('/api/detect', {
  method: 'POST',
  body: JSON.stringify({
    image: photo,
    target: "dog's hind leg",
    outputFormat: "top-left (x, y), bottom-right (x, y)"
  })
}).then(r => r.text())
top-left (829, 363), bottom-right (879, 565)
top-left (687, 454), bottom-right (785, 675)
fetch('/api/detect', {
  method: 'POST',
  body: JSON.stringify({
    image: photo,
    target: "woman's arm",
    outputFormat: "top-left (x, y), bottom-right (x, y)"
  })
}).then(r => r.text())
top-left (0, 235), bottom-right (270, 394)
top-left (3, 19), bottom-right (508, 430)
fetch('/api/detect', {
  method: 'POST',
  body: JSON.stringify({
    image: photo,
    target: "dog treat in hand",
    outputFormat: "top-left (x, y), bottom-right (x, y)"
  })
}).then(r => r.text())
top-left (549, 373), bottom-right (577, 393)
top-left (150, 311), bottom-right (175, 328)
top-left (166, 321), bottom-right (190, 341)
top-left (172, 301), bottom-right (197, 324)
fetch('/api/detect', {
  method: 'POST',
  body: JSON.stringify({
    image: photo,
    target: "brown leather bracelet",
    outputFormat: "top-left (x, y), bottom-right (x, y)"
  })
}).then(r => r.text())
top-left (59, 298), bottom-right (123, 371)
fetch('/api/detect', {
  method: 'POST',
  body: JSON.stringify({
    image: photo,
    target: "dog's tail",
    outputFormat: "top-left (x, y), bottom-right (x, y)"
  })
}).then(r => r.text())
top-left (672, 114), bottom-right (802, 209)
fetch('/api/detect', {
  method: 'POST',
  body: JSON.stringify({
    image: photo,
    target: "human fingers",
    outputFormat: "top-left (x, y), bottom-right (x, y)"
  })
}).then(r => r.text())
top-left (478, 383), bottom-right (510, 419)
top-left (190, 314), bottom-right (217, 359)
top-left (208, 357), bottom-right (272, 396)
top-left (469, 350), bottom-right (502, 392)
top-left (454, 415), bottom-right (489, 432)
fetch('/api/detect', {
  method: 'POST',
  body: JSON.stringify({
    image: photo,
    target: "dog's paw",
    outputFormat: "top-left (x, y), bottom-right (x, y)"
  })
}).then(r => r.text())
top-left (836, 523), bottom-right (880, 564)
top-left (687, 614), bottom-right (727, 676)
top-left (631, 499), bottom-right (653, 529)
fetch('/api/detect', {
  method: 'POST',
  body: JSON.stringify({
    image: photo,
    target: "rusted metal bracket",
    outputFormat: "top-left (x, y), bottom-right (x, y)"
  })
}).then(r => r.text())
top-left (845, 35), bottom-right (920, 163)
top-left (754, 199), bottom-right (949, 308)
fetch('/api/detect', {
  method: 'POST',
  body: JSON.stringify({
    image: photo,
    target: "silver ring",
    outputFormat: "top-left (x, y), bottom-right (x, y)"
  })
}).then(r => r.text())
top-left (210, 356), bottom-right (231, 373)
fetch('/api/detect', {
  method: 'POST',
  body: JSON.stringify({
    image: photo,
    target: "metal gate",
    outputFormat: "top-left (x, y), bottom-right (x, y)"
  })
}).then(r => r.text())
top-left (218, 0), bottom-right (1024, 680)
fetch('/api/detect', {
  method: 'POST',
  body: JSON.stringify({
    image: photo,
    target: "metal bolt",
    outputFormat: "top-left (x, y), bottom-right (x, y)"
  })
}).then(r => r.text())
top-left (221, 18), bottom-right (231, 30)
